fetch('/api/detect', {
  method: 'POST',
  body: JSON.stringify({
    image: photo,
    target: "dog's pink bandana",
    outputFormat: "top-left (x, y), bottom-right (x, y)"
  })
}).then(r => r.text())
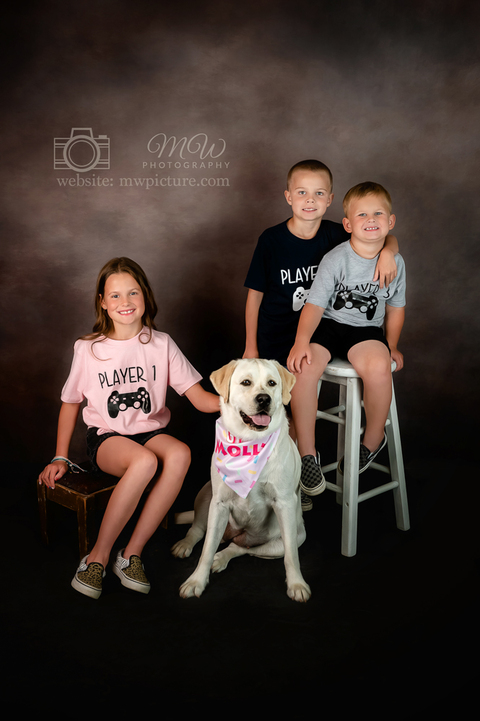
top-left (214, 418), bottom-right (281, 498)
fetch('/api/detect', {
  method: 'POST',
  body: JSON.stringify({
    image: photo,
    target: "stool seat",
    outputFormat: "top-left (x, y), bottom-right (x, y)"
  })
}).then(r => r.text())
top-left (316, 357), bottom-right (409, 556)
top-left (322, 358), bottom-right (397, 377)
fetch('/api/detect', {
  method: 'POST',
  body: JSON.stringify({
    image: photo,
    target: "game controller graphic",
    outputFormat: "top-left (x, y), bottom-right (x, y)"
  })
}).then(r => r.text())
top-left (292, 286), bottom-right (310, 312)
top-left (107, 387), bottom-right (151, 418)
top-left (333, 290), bottom-right (379, 320)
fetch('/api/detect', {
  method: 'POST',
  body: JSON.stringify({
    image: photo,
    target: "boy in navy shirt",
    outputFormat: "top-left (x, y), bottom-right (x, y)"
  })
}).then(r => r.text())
top-left (244, 161), bottom-right (398, 508)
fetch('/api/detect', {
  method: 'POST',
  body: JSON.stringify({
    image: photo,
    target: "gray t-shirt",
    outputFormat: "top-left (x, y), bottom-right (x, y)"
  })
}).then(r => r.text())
top-left (307, 241), bottom-right (406, 327)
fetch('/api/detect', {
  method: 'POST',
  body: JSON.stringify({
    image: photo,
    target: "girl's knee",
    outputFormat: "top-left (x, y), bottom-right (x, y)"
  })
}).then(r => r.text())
top-left (164, 440), bottom-right (191, 472)
top-left (133, 447), bottom-right (159, 478)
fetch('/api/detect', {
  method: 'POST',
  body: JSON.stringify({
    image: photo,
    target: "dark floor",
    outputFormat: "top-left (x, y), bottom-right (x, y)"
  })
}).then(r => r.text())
top-left (2, 448), bottom-right (479, 716)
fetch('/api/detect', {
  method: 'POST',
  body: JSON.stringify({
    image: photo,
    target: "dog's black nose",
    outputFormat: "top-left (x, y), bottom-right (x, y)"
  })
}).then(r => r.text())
top-left (255, 393), bottom-right (271, 408)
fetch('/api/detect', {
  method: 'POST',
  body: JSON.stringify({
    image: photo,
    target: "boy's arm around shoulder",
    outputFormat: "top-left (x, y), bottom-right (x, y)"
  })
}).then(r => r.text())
top-left (374, 234), bottom-right (399, 289)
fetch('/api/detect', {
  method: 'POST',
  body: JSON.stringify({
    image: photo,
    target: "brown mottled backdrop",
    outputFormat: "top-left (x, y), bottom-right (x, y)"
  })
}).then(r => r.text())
top-left (1, 0), bottom-right (479, 488)
top-left (1, 1), bottom-right (480, 713)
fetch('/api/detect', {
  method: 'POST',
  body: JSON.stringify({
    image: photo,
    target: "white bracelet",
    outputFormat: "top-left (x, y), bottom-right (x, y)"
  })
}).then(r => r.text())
top-left (51, 456), bottom-right (86, 474)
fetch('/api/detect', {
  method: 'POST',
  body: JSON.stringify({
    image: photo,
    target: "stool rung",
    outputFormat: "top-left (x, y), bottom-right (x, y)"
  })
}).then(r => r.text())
top-left (316, 408), bottom-right (391, 430)
top-left (322, 461), bottom-right (390, 476)
top-left (326, 480), bottom-right (342, 493)
top-left (358, 480), bottom-right (399, 503)
top-left (369, 461), bottom-right (391, 474)
top-left (316, 410), bottom-right (345, 425)
top-left (322, 462), bottom-right (339, 474)
top-left (324, 478), bottom-right (399, 502)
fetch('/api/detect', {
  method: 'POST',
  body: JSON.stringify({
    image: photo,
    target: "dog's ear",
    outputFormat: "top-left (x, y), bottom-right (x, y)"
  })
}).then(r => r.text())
top-left (210, 360), bottom-right (238, 402)
top-left (272, 361), bottom-right (297, 405)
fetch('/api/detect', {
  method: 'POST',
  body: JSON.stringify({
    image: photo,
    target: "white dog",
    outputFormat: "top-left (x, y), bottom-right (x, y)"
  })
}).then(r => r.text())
top-left (171, 358), bottom-right (311, 602)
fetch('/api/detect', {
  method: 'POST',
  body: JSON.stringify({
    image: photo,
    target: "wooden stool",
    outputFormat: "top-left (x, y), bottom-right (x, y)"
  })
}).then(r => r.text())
top-left (317, 358), bottom-right (410, 557)
top-left (37, 466), bottom-right (118, 558)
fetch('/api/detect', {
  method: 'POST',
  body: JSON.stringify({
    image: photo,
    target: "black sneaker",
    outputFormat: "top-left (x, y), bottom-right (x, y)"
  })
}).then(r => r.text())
top-left (338, 433), bottom-right (387, 475)
top-left (301, 490), bottom-right (313, 512)
top-left (300, 452), bottom-right (326, 496)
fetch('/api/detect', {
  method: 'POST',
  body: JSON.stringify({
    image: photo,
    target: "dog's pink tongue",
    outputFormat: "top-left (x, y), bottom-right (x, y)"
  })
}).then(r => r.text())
top-left (251, 414), bottom-right (271, 426)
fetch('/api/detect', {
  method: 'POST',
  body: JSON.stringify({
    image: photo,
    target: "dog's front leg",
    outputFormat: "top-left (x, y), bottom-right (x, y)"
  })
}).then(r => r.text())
top-left (179, 498), bottom-right (230, 599)
top-left (274, 501), bottom-right (311, 602)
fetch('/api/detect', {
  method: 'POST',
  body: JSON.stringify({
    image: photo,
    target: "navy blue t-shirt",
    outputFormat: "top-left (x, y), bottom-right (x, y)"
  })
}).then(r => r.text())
top-left (244, 219), bottom-right (349, 365)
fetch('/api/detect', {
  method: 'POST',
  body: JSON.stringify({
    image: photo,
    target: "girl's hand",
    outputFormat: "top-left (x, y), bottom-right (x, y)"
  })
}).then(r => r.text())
top-left (38, 460), bottom-right (68, 490)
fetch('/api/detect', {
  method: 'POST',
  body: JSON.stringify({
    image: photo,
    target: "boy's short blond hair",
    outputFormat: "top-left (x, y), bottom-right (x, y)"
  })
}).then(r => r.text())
top-left (287, 159), bottom-right (333, 191)
top-left (343, 181), bottom-right (392, 216)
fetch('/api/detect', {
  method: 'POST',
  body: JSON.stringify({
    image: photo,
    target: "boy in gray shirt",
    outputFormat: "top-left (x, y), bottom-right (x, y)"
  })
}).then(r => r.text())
top-left (287, 182), bottom-right (406, 497)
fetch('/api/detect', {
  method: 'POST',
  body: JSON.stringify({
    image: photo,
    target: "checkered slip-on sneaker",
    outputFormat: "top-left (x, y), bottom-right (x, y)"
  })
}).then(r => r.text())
top-left (300, 452), bottom-right (326, 496)
top-left (113, 550), bottom-right (151, 594)
top-left (301, 490), bottom-right (313, 512)
top-left (338, 433), bottom-right (388, 475)
top-left (71, 556), bottom-right (105, 599)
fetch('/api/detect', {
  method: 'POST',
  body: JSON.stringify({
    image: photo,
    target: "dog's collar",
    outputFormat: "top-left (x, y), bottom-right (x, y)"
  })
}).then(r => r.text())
top-left (214, 418), bottom-right (281, 498)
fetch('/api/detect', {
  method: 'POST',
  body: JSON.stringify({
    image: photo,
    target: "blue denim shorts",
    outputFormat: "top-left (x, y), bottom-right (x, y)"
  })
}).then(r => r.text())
top-left (86, 427), bottom-right (166, 473)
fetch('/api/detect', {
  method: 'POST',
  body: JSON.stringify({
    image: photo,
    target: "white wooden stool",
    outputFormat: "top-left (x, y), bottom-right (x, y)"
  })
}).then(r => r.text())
top-left (317, 358), bottom-right (410, 557)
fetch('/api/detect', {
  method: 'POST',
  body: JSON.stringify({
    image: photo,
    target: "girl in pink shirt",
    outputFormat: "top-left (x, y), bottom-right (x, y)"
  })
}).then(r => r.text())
top-left (38, 257), bottom-right (219, 599)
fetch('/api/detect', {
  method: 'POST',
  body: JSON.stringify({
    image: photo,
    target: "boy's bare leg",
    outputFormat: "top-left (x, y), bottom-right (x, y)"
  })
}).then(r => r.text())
top-left (290, 343), bottom-right (331, 458)
top-left (347, 340), bottom-right (392, 452)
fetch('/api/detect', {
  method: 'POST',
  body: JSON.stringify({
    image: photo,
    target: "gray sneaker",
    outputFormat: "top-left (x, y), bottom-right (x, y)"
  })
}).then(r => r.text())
top-left (300, 452), bottom-right (326, 496)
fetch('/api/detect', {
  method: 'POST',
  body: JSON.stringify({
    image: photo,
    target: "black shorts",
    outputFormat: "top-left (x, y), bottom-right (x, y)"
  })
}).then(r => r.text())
top-left (310, 318), bottom-right (390, 360)
top-left (86, 427), bottom-right (166, 473)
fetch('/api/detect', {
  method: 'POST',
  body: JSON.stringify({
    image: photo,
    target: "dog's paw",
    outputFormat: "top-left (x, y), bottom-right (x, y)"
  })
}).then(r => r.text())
top-left (171, 540), bottom-right (193, 558)
top-left (179, 574), bottom-right (208, 599)
top-left (211, 550), bottom-right (229, 574)
top-left (287, 582), bottom-right (312, 603)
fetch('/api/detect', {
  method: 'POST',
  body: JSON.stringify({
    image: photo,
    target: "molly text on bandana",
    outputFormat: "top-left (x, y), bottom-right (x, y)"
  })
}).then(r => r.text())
top-left (214, 418), bottom-right (281, 498)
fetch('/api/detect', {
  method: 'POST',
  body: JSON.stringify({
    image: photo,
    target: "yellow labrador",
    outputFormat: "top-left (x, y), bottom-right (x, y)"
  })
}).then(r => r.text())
top-left (171, 358), bottom-right (311, 602)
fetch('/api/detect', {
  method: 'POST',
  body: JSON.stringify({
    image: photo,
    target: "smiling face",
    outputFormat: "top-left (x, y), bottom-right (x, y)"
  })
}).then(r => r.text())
top-left (343, 192), bottom-right (396, 248)
top-left (284, 170), bottom-right (333, 226)
top-left (100, 272), bottom-right (145, 338)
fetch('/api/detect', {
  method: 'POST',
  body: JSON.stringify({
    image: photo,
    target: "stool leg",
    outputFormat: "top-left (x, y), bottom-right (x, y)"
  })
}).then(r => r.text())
top-left (37, 483), bottom-right (49, 546)
top-left (76, 497), bottom-right (90, 559)
top-left (335, 384), bottom-right (346, 505)
top-left (341, 377), bottom-right (363, 557)
top-left (386, 385), bottom-right (410, 531)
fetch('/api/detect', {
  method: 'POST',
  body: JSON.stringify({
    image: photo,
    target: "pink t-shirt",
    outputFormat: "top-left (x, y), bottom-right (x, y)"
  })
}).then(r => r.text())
top-left (61, 328), bottom-right (202, 435)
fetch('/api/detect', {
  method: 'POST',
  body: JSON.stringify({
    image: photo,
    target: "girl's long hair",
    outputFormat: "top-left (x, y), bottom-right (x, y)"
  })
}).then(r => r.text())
top-left (80, 257), bottom-right (158, 346)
